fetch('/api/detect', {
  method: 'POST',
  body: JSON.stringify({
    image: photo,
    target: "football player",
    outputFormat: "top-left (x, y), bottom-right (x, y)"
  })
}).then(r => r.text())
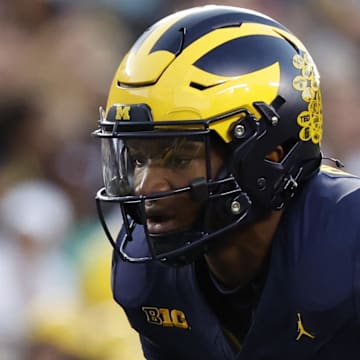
top-left (93, 5), bottom-right (360, 359)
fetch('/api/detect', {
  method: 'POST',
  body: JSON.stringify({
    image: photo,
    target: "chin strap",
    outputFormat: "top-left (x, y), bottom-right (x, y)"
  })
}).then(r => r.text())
top-left (271, 153), bottom-right (323, 211)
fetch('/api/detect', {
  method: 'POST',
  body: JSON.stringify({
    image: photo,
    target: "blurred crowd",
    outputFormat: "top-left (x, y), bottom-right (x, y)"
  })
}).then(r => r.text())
top-left (0, 0), bottom-right (358, 359)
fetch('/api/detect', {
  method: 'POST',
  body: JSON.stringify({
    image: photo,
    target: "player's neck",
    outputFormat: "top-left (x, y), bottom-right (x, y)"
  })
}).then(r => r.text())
top-left (204, 210), bottom-right (283, 289)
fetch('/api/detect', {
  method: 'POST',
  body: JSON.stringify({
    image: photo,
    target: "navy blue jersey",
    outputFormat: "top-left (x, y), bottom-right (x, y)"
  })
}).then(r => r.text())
top-left (111, 166), bottom-right (360, 359)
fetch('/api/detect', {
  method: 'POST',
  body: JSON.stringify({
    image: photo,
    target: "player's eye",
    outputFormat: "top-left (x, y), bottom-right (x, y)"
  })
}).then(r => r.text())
top-left (131, 153), bottom-right (148, 167)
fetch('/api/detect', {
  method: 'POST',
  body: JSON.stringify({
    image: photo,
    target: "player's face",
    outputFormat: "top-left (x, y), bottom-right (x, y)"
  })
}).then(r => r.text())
top-left (127, 136), bottom-right (224, 234)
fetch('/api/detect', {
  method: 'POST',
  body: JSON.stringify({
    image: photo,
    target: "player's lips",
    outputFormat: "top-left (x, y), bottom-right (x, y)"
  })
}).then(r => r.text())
top-left (145, 207), bottom-right (179, 234)
top-left (146, 216), bottom-right (179, 234)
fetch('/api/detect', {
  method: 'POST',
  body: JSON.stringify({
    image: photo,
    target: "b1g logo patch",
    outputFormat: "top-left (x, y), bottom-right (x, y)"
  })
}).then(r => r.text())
top-left (142, 306), bottom-right (190, 330)
top-left (292, 52), bottom-right (323, 144)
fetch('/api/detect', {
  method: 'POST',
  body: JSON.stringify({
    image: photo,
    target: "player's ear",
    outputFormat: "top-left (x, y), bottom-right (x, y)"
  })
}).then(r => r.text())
top-left (265, 145), bottom-right (284, 163)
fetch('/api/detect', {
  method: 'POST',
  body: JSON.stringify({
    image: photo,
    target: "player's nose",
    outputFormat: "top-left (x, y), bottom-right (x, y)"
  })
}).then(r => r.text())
top-left (134, 164), bottom-right (172, 196)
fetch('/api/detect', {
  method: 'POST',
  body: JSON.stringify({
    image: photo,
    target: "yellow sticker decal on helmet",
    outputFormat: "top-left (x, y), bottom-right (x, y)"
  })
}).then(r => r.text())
top-left (292, 53), bottom-right (323, 144)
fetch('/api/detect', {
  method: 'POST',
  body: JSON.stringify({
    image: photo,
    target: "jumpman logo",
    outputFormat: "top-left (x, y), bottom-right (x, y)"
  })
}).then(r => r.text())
top-left (296, 313), bottom-right (315, 341)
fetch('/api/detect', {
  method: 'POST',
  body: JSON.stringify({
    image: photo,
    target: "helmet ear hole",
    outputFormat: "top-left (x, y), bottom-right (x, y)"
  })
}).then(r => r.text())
top-left (280, 138), bottom-right (297, 157)
top-left (265, 146), bottom-right (284, 163)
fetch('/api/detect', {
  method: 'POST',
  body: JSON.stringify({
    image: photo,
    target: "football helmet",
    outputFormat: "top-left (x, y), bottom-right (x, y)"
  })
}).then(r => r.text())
top-left (93, 5), bottom-right (322, 265)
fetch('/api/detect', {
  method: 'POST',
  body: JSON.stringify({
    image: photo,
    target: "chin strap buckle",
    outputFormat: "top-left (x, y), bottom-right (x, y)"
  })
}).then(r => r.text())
top-left (274, 167), bottom-right (303, 210)
top-left (283, 174), bottom-right (298, 193)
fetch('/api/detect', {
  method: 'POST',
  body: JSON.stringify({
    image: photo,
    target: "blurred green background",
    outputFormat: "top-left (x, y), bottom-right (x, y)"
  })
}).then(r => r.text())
top-left (0, 1), bottom-right (358, 359)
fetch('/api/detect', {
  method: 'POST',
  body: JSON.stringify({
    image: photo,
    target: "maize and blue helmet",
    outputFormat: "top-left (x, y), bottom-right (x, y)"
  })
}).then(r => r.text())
top-left (93, 5), bottom-right (322, 265)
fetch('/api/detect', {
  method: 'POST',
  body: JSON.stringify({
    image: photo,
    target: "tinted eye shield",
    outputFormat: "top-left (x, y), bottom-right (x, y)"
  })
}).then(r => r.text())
top-left (92, 105), bottom-right (259, 195)
top-left (96, 131), bottom-right (211, 198)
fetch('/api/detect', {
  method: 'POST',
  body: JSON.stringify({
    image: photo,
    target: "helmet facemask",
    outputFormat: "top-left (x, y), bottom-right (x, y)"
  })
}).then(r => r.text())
top-left (94, 100), bottom-right (321, 266)
top-left (94, 109), bottom-right (259, 265)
